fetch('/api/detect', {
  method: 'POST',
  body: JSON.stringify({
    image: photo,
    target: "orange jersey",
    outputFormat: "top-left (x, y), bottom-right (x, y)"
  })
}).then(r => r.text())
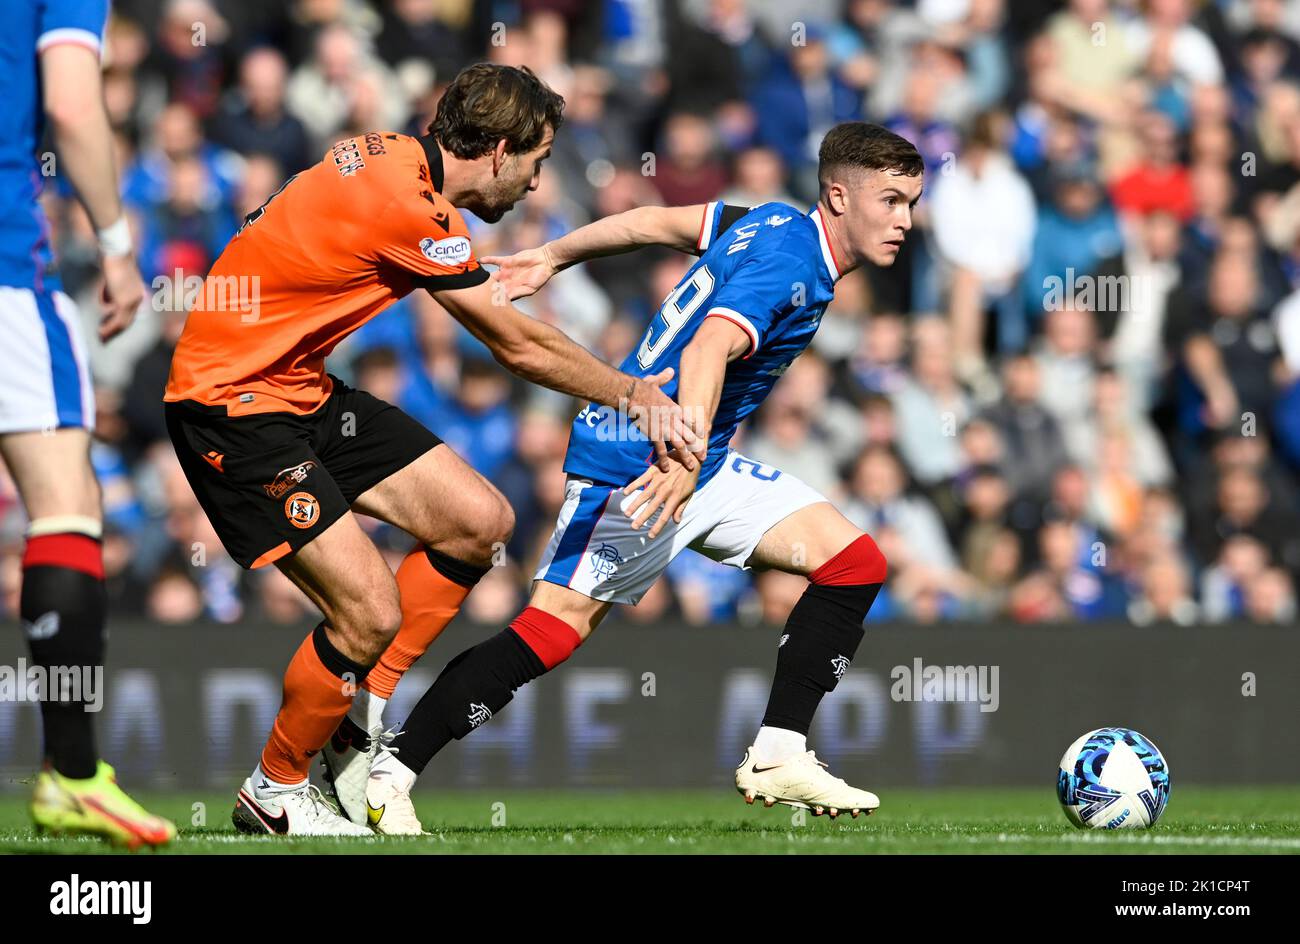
top-left (164, 133), bottom-right (488, 416)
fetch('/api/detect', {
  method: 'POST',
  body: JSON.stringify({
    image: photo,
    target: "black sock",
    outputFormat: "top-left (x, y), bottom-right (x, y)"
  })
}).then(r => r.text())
top-left (22, 535), bottom-right (107, 779)
top-left (397, 629), bottom-right (546, 775)
top-left (312, 621), bottom-right (371, 682)
top-left (761, 581), bottom-right (881, 735)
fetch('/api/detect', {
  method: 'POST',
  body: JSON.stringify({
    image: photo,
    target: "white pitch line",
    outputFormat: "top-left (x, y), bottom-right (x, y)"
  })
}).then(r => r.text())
top-left (984, 832), bottom-right (1300, 850)
top-left (6, 830), bottom-right (1297, 851)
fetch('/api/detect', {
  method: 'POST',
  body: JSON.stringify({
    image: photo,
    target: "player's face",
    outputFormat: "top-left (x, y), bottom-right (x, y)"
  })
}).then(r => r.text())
top-left (476, 127), bottom-right (554, 222)
top-left (837, 168), bottom-right (923, 267)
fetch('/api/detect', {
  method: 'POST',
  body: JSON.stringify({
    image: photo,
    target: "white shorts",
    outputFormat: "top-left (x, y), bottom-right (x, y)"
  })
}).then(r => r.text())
top-left (0, 286), bottom-right (94, 434)
top-left (534, 451), bottom-right (827, 605)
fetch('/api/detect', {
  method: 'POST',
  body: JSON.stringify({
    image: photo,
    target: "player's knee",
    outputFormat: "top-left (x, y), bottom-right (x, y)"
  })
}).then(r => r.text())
top-left (369, 588), bottom-right (403, 647)
top-left (465, 489), bottom-right (514, 550)
top-left (492, 495), bottom-right (516, 546)
top-left (335, 582), bottom-right (402, 660)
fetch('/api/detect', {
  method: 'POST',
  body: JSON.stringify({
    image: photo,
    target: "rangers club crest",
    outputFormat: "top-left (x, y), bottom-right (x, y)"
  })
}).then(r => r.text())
top-left (590, 542), bottom-right (623, 579)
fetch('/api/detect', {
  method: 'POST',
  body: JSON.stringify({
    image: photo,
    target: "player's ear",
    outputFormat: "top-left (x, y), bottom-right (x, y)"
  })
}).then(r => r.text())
top-left (492, 138), bottom-right (510, 176)
top-left (826, 180), bottom-right (848, 215)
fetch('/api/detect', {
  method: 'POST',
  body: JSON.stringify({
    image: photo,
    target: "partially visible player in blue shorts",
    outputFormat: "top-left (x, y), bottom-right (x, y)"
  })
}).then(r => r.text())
top-left (3, 1), bottom-right (174, 846)
top-left (329, 122), bottom-right (925, 832)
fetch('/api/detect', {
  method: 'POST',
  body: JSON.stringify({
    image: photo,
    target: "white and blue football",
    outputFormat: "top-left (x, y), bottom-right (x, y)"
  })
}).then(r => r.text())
top-left (1057, 727), bottom-right (1171, 829)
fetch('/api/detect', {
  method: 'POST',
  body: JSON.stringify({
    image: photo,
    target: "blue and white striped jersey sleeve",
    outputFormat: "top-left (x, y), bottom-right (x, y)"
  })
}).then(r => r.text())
top-left (703, 249), bottom-right (807, 360)
top-left (36, 0), bottom-right (109, 58)
top-left (693, 201), bottom-right (750, 255)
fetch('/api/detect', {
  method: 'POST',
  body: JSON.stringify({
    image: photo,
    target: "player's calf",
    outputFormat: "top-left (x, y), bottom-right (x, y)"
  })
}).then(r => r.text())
top-left (383, 606), bottom-right (583, 780)
top-left (325, 546), bottom-right (493, 822)
top-left (21, 518), bottom-right (107, 779)
top-left (320, 579), bottom-right (403, 666)
top-left (739, 532), bottom-right (887, 814)
top-left (758, 532), bottom-right (887, 755)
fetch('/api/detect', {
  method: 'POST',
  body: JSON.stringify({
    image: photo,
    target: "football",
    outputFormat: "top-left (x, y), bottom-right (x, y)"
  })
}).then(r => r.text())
top-left (1057, 727), bottom-right (1171, 829)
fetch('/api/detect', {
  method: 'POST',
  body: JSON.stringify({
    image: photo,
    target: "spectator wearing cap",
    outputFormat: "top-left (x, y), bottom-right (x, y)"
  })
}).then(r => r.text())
top-left (1020, 157), bottom-right (1124, 328)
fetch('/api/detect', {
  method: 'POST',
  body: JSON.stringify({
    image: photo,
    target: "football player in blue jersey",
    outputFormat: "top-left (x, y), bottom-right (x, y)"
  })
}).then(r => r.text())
top-left (3, 1), bottom-right (174, 847)
top-left (344, 122), bottom-right (923, 831)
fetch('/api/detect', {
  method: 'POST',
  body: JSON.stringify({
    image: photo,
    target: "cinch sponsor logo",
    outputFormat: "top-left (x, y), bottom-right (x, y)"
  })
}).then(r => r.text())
top-left (50, 874), bottom-right (152, 924)
top-left (420, 236), bottom-right (472, 264)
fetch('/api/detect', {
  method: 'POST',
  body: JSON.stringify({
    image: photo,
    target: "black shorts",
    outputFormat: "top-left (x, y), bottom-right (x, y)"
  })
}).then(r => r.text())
top-left (164, 376), bottom-right (442, 569)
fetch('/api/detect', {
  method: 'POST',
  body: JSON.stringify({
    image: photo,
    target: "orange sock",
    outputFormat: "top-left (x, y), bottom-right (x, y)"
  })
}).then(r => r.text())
top-left (363, 546), bottom-right (487, 700)
top-left (260, 624), bottom-right (367, 784)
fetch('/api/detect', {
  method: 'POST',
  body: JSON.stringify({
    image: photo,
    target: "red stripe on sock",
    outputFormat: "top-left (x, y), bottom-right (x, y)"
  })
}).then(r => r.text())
top-left (22, 533), bottom-right (103, 580)
top-left (809, 533), bottom-right (887, 587)
top-left (510, 606), bottom-right (581, 670)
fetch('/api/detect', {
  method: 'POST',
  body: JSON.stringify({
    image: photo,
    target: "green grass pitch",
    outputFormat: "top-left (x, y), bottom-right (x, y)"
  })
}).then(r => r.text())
top-left (1, 787), bottom-right (1297, 854)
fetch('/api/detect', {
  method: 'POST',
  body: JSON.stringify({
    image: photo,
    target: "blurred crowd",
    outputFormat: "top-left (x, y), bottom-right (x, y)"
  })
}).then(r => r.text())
top-left (4, 0), bottom-right (1300, 629)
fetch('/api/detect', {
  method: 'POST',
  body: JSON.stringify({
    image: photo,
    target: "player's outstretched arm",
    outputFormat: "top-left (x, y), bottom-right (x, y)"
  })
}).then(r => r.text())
top-left (41, 43), bottom-right (143, 341)
top-left (431, 276), bottom-right (705, 469)
top-left (624, 316), bottom-right (751, 536)
top-left (483, 204), bottom-right (711, 300)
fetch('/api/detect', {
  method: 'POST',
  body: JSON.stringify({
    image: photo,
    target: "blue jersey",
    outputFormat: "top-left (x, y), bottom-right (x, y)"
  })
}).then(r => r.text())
top-left (564, 200), bottom-right (844, 488)
top-left (0, 0), bottom-right (108, 290)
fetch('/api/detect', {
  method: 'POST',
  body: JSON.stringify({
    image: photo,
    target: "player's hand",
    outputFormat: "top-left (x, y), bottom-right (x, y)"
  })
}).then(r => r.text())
top-left (624, 368), bottom-right (707, 472)
top-left (623, 460), bottom-right (701, 539)
top-left (481, 245), bottom-right (556, 300)
top-left (99, 253), bottom-right (145, 341)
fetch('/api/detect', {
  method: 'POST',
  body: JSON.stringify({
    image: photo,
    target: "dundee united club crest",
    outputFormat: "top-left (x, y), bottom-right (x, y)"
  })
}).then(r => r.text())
top-left (284, 491), bottom-right (320, 529)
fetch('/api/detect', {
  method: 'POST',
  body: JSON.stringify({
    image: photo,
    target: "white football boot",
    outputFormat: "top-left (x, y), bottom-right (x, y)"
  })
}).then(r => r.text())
top-left (735, 747), bottom-right (880, 819)
top-left (365, 748), bottom-right (426, 836)
top-left (232, 778), bottom-right (373, 836)
top-left (321, 719), bottom-right (400, 825)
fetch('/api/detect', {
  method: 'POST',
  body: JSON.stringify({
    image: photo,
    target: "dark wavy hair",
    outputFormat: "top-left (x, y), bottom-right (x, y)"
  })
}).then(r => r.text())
top-left (429, 63), bottom-right (564, 159)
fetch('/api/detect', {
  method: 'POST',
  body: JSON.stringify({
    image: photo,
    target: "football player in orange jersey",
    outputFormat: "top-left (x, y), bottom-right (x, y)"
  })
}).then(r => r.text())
top-left (164, 63), bottom-right (702, 835)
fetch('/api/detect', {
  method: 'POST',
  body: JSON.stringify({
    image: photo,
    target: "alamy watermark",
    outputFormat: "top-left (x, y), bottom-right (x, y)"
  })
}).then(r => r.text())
top-left (890, 658), bottom-right (999, 713)
top-left (151, 269), bottom-right (261, 322)
top-left (576, 401), bottom-right (710, 447)
top-left (0, 659), bottom-right (103, 712)
top-left (1042, 269), bottom-right (1153, 314)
